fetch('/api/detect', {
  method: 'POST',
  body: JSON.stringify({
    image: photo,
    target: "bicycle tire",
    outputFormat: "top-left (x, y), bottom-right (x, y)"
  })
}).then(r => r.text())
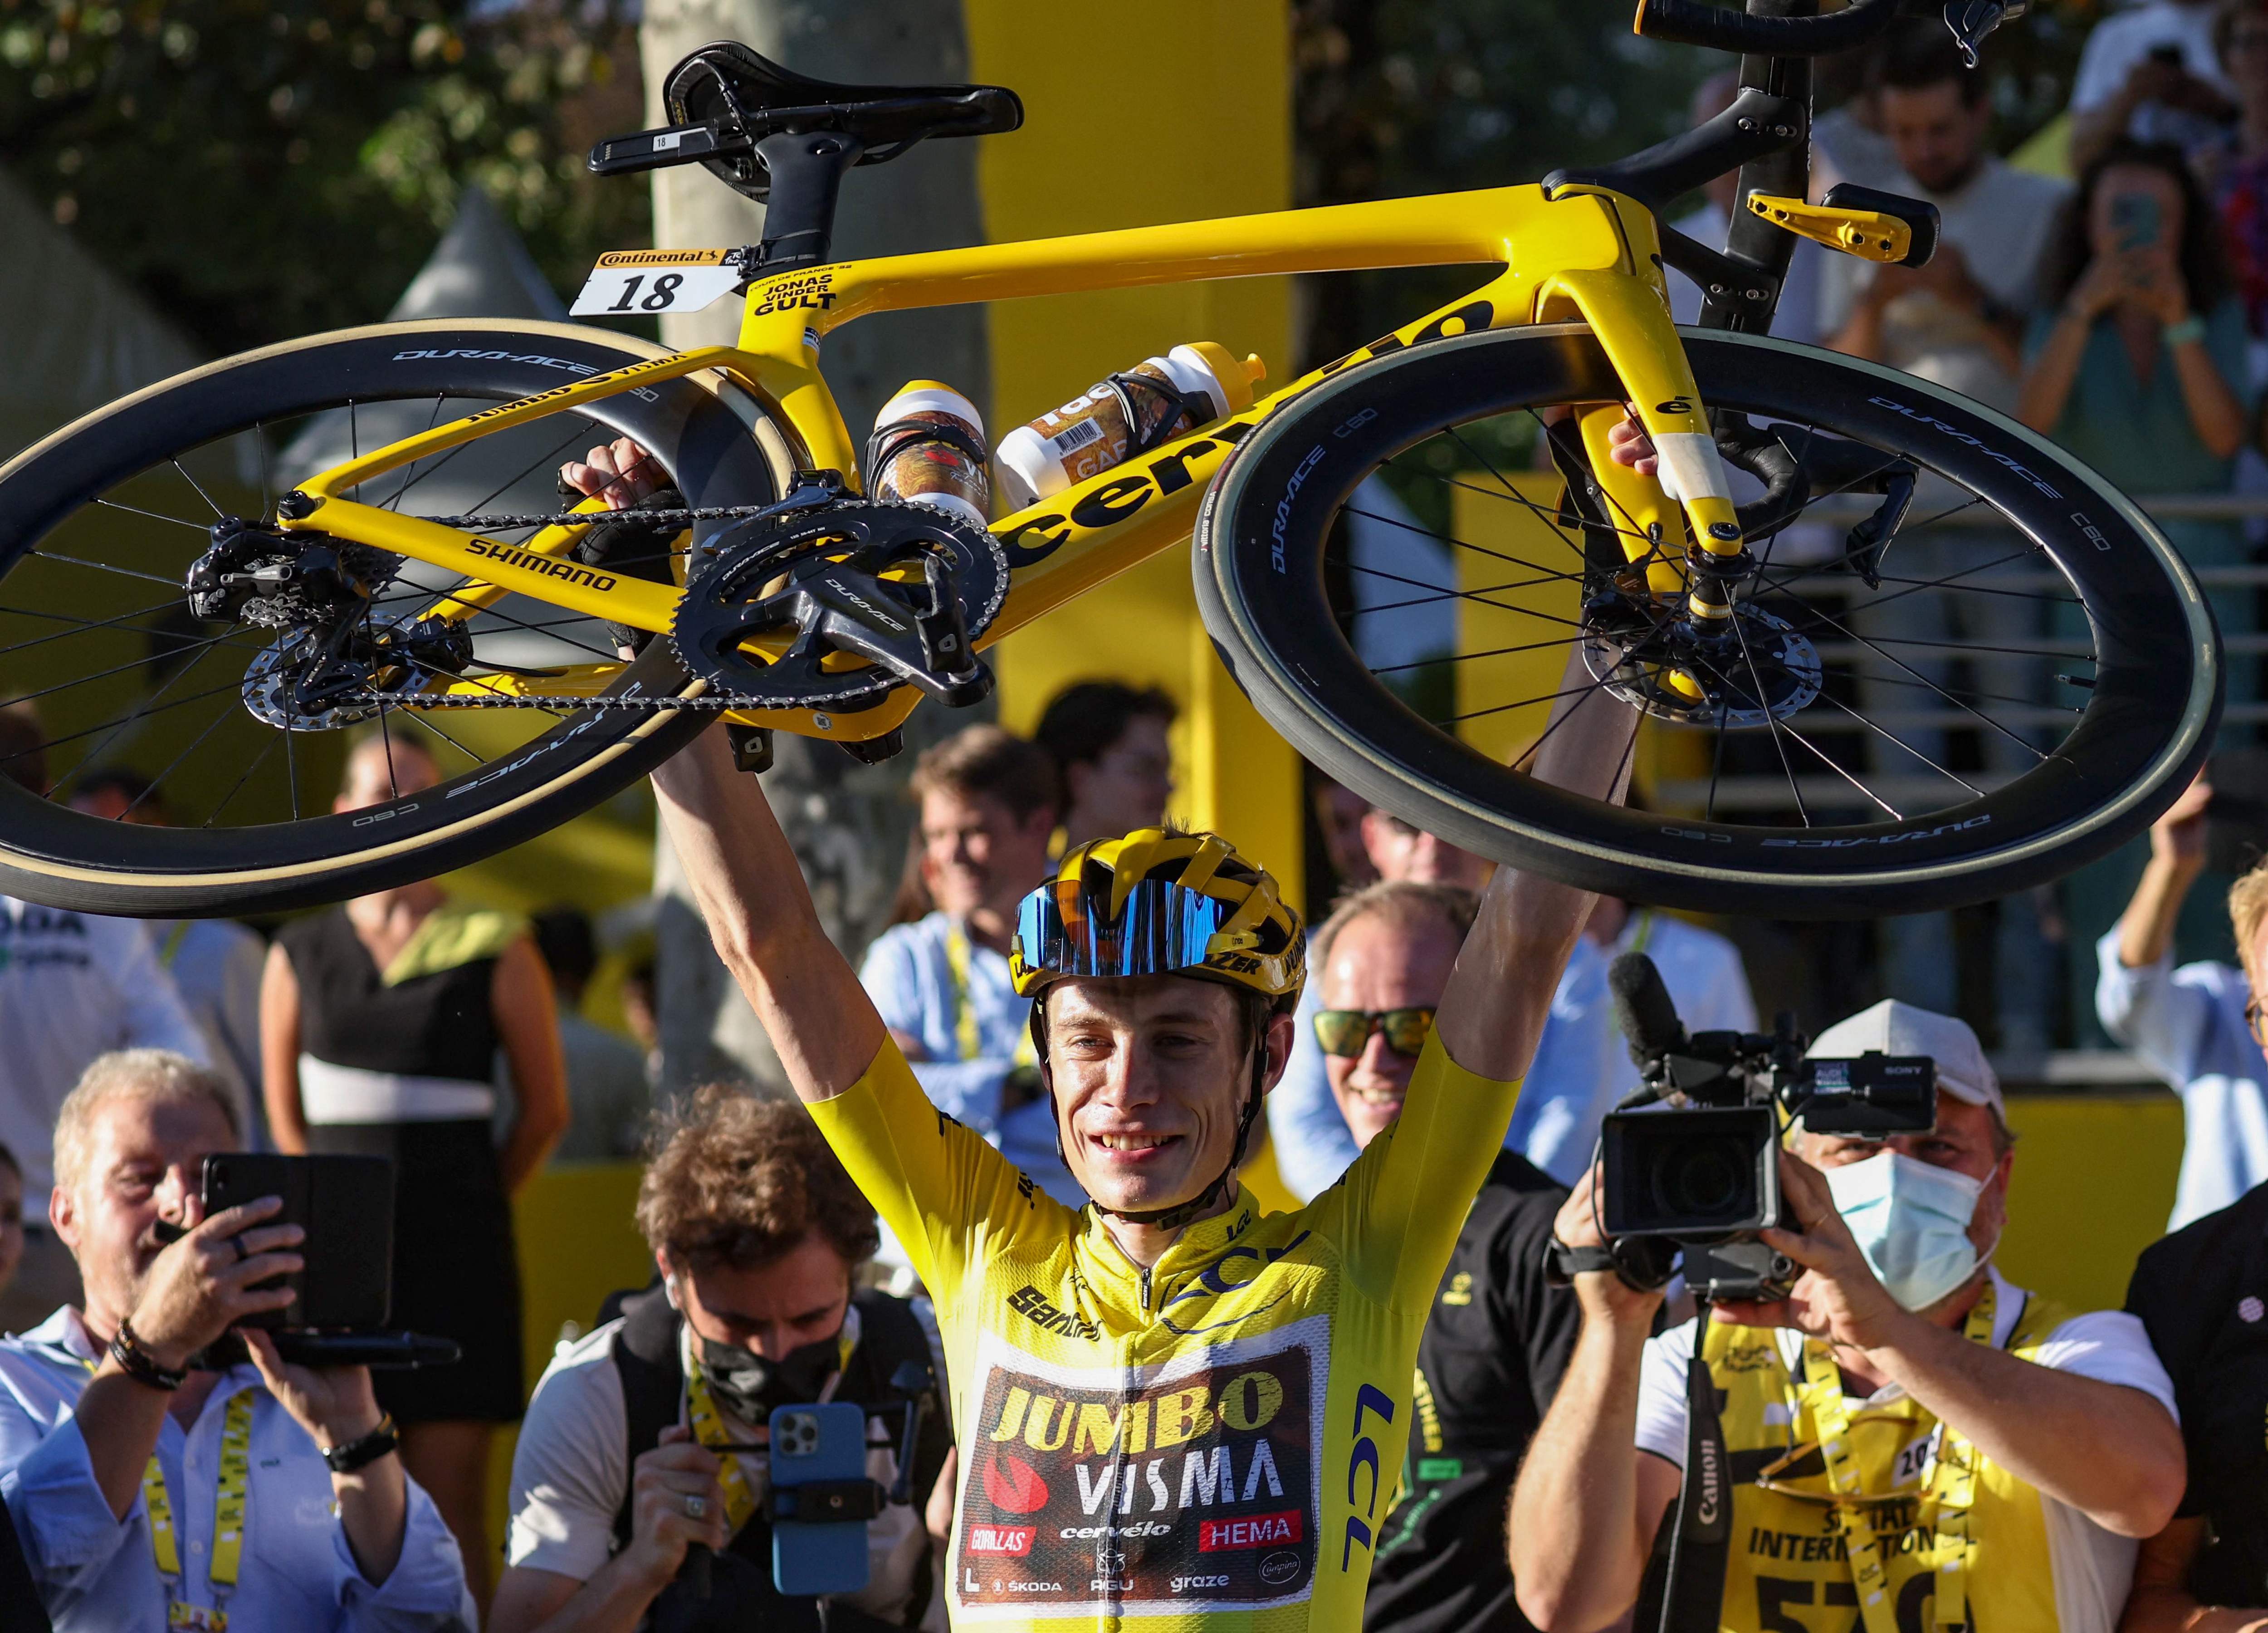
top-left (0, 318), bottom-right (790, 915)
top-left (1194, 323), bottom-right (2219, 919)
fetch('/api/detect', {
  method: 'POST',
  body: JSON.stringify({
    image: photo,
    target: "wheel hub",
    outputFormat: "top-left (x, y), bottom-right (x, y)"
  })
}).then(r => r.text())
top-left (1581, 593), bottom-right (1822, 728)
top-left (240, 612), bottom-right (474, 731)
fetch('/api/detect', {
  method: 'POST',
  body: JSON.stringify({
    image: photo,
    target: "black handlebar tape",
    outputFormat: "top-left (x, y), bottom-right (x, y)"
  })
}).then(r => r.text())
top-left (1633, 0), bottom-right (1909, 57)
top-left (1609, 951), bottom-right (1688, 1067)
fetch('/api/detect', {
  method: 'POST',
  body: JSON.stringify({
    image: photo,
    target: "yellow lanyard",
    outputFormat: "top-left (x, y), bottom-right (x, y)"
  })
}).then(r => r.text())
top-left (943, 919), bottom-right (1035, 1067)
top-left (157, 920), bottom-right (192, 969)
top-left (1793, 1283), bottom-right (1997, 1633)
top-left (684, 1364), bottom-right (762, 1535)
top-left (1628, 909), bottom-right (1656, 956)
top-left (137, 1389), bottom-right (256, 1601)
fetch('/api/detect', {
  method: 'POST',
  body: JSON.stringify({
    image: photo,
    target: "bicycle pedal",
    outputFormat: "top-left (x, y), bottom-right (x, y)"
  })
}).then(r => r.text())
top-left (839, 728), bottom-right (905, 766)
top-left (1745, 186), bottom-right (1938, 268)
top-left (726, 723), bottom-right (774, 774)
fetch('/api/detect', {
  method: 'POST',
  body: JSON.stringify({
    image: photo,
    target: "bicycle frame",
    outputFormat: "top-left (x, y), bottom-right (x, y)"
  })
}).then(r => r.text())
top-left (279, 180), bottom-right (1746, 743)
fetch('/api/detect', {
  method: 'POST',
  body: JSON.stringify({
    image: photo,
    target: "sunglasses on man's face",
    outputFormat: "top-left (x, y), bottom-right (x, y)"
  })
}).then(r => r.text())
top-left (1312, 1007), bottom-right (1437, 1059)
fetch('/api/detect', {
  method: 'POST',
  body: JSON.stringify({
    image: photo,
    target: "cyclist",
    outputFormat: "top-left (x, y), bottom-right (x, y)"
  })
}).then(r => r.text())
top-left (645, 629), bottom-right (1631, 1627)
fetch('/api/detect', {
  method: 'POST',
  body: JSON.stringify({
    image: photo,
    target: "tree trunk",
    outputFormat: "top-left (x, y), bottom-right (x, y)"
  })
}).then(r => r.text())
top-left (640, 0), bottom-right (994, 1100)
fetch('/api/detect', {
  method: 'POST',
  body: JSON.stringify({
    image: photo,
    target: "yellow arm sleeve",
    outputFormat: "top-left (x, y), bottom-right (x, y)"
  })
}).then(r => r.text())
top-left (806, 1039), bottom-right (1075, 1298)
top-left (1318, 1032), bottom-right (1522, 1311)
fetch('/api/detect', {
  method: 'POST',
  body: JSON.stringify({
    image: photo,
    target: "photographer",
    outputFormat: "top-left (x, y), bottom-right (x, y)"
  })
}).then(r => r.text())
top-left (0, 1048), bottom-right (474, 1631)
top-left (1509, 1002), bottom-right (2185, 1633)
top-left (490, 1085), bottom-right (949, 1633)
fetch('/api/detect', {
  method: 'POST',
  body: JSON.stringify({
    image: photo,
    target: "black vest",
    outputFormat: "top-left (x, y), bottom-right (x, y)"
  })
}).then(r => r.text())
top-left (608, 1285), bottom-right (948, 1633)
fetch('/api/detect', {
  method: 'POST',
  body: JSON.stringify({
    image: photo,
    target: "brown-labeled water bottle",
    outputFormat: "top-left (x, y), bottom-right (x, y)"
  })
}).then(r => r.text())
top-left (993, 342), bottom-right (1266, 511)
top-left (866, 380), bottom-right (991, 528)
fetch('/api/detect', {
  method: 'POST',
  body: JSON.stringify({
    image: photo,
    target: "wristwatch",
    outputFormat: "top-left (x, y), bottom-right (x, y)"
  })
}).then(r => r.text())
top-left (321, 1413), bottom-right (400, 1475)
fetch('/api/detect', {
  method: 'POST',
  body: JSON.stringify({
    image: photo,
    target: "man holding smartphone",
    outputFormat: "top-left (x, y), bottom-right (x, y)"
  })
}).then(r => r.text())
top-left (0, 1048), bottom-right (474, 1632)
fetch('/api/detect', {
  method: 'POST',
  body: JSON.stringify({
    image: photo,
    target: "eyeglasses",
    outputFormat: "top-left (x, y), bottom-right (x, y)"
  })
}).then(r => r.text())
top-left (1313, 1007), bottom-right (1437, 1058)
top-left (1749, 1412), bottom-right (1936, 1507)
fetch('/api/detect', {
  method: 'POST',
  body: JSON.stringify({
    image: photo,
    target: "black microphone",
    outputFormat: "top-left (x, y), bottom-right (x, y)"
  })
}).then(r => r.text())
top-left (1609, 951), bottom-right (1686, 1067)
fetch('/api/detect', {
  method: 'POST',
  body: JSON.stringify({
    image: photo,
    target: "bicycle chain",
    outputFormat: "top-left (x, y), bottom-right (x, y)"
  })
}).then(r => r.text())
top-left (413, 503), bottom-right (783, 532)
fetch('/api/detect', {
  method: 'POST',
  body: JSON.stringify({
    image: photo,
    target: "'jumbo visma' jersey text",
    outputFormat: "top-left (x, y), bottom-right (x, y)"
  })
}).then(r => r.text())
top-left (809, 1037), bottom-right (1520, 1633)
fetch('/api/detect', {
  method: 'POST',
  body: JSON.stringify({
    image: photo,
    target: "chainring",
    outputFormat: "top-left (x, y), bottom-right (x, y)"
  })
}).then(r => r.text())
top-left (670, 499), bottom-right (1010, 714)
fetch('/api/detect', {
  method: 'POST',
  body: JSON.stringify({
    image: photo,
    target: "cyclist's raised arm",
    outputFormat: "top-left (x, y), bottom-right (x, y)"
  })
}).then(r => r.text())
top-left (1434, 650), bottom-right (1634, 1081)
top-left (650, 725), bottom-right (886, 1104)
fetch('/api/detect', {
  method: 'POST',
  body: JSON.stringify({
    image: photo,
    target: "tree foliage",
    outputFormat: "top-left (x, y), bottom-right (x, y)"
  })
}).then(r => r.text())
top-left (0, 0), bottom-right (649, 357)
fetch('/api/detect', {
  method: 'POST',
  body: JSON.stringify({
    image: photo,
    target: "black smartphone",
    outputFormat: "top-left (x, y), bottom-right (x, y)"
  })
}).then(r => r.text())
top-left (201, 1153), bottom-right (395, 1330)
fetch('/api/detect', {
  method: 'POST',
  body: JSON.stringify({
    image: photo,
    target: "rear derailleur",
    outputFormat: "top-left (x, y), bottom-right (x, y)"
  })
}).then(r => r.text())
top-left (188, 516), bottom-right (469, 730)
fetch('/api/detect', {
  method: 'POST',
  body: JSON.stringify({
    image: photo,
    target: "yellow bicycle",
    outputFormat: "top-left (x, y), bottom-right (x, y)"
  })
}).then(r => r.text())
top-left (0, 0), bottom-right (2216, 918)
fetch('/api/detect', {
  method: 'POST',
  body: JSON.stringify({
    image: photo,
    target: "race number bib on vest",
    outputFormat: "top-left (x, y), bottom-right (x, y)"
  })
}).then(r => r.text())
top-left (570, 249), bottom-right (749, 317)
top-left (952, 1319), bottom-right (1326, 1619)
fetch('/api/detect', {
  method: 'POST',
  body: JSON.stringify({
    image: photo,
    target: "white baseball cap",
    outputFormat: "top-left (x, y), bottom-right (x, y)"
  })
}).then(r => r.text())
top-left (1805, 999), bottom-right (2002, 1118)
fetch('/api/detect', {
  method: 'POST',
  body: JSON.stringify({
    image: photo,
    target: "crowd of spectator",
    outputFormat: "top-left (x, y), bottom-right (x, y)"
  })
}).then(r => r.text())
top-left (20, 7), bottom-right (2268, 1630)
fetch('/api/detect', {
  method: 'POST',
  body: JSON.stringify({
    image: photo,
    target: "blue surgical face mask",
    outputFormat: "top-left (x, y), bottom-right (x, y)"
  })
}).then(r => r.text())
top-left (1822, 1150), bottom-right (1987, 1311)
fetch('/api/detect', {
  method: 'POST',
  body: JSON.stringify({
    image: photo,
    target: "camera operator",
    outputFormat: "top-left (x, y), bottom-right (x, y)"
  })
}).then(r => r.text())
top-left (490, 1085), bottom-right (950, 1633)
top-left (0, 1048), bottom-right (474, 1631)
top-left (1509, 1002), bottom-right (2185, 1633)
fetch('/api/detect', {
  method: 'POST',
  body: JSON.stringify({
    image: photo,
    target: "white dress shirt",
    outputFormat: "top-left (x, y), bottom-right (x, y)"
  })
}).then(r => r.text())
top-left (0, 1307), bottom-right (474, 1632)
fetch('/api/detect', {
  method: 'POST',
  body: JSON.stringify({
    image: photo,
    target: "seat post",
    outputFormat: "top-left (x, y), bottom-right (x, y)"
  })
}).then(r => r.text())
top-left (754, 130), bottom-right (866, 270)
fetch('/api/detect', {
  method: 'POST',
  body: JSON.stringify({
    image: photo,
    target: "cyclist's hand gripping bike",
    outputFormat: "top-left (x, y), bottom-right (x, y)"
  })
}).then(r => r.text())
top-left (0, 0), bottom-right (2215, 919)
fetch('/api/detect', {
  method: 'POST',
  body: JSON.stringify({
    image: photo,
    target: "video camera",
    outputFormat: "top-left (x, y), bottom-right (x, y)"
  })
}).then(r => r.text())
top-left (1598, 952), bottom-right (1936, 1302)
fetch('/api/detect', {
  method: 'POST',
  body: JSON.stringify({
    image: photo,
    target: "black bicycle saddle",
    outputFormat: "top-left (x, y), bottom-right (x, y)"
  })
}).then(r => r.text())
top-left (661, 42), bottom-right (1023, 201)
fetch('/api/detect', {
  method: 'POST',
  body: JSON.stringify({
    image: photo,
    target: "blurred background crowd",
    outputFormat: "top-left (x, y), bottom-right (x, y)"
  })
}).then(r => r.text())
top-left (10, 0), bottom-right (2268, 1607)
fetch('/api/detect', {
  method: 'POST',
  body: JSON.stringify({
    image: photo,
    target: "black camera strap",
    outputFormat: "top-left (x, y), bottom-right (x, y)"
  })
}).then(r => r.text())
top-left (1641, 1310), bottom-right (1732, 1633)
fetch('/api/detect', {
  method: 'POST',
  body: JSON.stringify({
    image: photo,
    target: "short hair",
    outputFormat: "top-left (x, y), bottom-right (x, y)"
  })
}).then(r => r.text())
top-left (0, 699), bottom-right (46, 795)
top-left (1034, 681), bottom-right (1178, 778)
top-left (2232, 856), bottom-right (2268, 968)
top-left (908, 724), bottom-right (1059, 826)
top-left (635, 1084), bottom-right (880, 1273)
top-left (53, 1051), bottom-right (240, 1196)
top-left (529, 905), bottom-right (598, 993)
top-left (0, 1141), bottom-right (21, 1183)
top-left (1874, 20), bottom-right (1987, 106)
top-left (1310, 879), bottom-right (1480, 969)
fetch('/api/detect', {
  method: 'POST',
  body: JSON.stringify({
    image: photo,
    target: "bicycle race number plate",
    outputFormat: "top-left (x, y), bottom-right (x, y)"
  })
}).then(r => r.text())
top-left (952, 1320), bottom-right (1324, 1620)
top-left (570, 248), bottom-right (748, 318)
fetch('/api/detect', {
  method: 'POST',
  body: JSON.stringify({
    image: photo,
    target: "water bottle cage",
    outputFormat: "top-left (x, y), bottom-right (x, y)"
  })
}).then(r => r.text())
top-left (863, 416), bottom-right (992, 491)
top-left (1105, 372), bottom-right (1220, 458)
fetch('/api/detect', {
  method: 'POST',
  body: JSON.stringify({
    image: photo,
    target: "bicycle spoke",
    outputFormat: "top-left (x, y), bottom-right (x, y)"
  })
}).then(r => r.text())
top-left (204, 730), bottom-right (284, 827)
top-left (171, 459), bottom-right (224, 520)
top-left (3, 626), bottom-right (265, 714)
top-left (91, 497), bottom-right (209, 534)
top-left (132, 694), bottom-right (242, 818)
top-left (283, 713), bottom-right (300, 820)
top-left (1782, 599), bottom-right (2051, 759)
top-left (1370, 634), bottom-right (1581, 675)
top-left (1725, 601), bottom-right (1813, 827)
top-left (1339, 504), bottom-right (1592, 584)
top-left (381, 395), bottom-right (452, 512)
top-left (1807, 685), bottom-right (1985, 796)
top-left (0, 594), bottom-right (201, 658)
top-left (1705, 707), bottom-right (1730, 824)
top-left (30, 550), bottom-right (186, 590)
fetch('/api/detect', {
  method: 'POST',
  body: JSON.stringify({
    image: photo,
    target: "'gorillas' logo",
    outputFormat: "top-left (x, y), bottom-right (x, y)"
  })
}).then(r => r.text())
top-left (981, 1452), bottom-right (1051, 1515)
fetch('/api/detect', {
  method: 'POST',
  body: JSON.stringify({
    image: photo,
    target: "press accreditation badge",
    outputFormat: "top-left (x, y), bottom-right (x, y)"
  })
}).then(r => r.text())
top-left (570, 249), bottom-right (749, 317)
top-left (951, 1317), bottom-right (1325, 1620)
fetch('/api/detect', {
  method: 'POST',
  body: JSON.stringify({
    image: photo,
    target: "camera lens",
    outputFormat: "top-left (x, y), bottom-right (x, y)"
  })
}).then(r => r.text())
top-left (1658, 1135), bottom-right (1748, 1220)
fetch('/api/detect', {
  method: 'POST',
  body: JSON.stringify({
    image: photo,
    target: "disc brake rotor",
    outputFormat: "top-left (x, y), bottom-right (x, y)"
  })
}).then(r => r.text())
top-left (1582, 598), bottom-right (1822, 728)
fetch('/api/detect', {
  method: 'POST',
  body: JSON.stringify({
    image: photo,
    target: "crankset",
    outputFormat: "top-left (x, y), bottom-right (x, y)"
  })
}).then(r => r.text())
top-left (1581, 589), bottom-right (1822, 728)
top-left (670, 484), bottom-right (1010, 716)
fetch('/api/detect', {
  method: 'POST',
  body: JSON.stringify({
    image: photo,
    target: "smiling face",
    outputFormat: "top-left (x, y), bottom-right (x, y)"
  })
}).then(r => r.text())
top-left (1045, 974), bottom-right (1290, 1216)
top-left (52, 1090), bottom-right (238, 1332)
top-left (665, 1231), bottom-right (853, 1361)
top-left (1798, 1088), bottom-right (2012, 1258)
top-left (919, 787), bottom-right (1056, 924)
top-left (1319, 910), bottom-right (1459, 1150)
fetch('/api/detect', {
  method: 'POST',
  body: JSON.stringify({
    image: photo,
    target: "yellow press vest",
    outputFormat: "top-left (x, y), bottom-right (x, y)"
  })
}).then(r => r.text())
top-left (1705, 1289), bottom-right (2073, 1633)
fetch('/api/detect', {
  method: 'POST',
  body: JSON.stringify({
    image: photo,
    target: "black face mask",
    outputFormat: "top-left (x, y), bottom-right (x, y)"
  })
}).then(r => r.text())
top-left (695, 1331), bottom-right (841, 1423)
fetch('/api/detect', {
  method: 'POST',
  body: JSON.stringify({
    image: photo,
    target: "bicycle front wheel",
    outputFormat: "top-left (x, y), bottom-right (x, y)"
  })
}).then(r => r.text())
top-left (0, 319), bottom-right (788, 915)
top-left (1195, 324), bottom-right (2219, 918)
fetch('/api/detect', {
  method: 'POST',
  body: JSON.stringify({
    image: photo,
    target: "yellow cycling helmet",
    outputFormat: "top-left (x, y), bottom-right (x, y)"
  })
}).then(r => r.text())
top-left (1008, 827), bottom-right (1305, 1008)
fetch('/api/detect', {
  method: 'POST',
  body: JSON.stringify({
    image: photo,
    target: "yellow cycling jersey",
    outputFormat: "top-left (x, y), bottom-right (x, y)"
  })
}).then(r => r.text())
top-left (808, 1032), bottom-right (1520, 1631)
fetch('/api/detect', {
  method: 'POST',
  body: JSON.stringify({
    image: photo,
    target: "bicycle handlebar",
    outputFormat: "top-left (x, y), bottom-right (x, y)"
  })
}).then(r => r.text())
top-left (1633, 0), bottom-right (2025, 63)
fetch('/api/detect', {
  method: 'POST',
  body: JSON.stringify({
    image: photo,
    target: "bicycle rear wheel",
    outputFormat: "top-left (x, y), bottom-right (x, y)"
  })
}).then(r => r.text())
top-left (1194, 324), bottom-right (2219, 918)
top-left (0, 319), bottom-right (788, 915)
